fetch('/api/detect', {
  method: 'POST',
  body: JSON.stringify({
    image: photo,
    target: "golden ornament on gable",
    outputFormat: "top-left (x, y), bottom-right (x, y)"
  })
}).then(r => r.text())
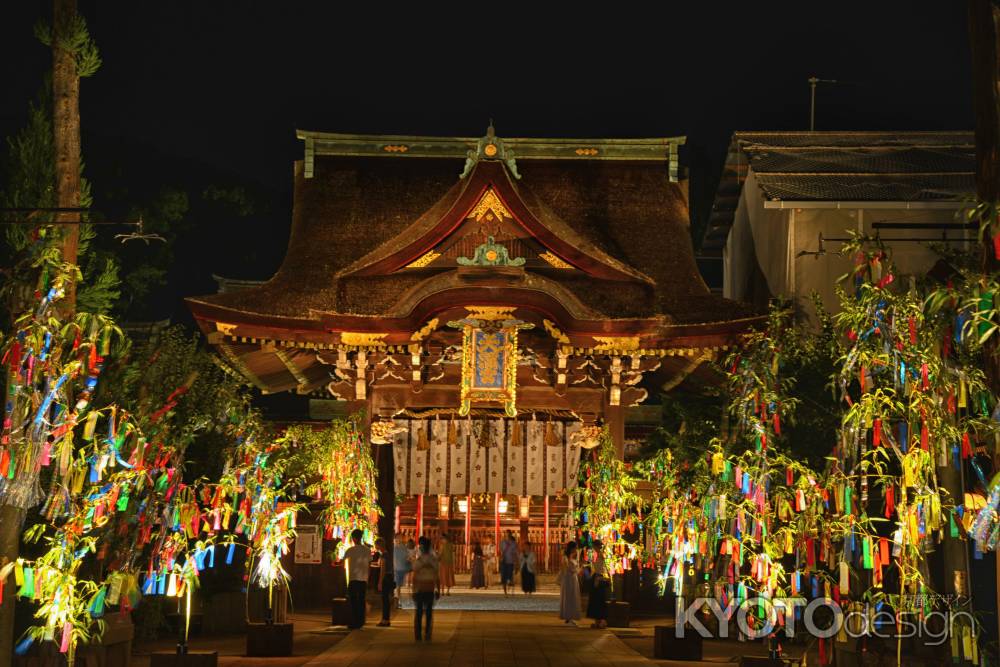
top-left (468, 188), bottom-right (511, 222)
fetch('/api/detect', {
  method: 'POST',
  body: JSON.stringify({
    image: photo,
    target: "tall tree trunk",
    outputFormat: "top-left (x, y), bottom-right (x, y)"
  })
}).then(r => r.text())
top-left (0, 3), bottom-right (83, 663)
top-left (53, 0), bottom-right (81, 309)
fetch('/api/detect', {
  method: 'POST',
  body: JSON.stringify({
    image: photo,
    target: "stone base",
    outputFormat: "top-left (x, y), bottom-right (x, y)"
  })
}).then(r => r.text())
top-left (607, 601), bottom-right (630, 628)
top-left (739, 659), bottom-right (784, 667)
top-left (149, 650), bottom-right (218, 667)
top-left (654, 627), bottom-right (702, 660)
top-left (331, 597), bottom-right (352, 626)
top-left (246, 622), bottom-right (294, 657)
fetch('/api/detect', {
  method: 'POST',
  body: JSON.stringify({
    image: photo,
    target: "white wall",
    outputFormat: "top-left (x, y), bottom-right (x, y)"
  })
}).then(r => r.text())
top-left (725, 170), bottom-right (969, 323)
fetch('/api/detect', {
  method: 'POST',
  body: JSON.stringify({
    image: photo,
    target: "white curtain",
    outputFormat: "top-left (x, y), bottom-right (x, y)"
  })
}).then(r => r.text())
top-left (392, 418), bottom-right (582, 496)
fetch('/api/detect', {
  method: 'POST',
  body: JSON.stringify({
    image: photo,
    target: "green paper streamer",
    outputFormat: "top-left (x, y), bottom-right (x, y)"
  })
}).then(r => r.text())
top-left (18, 567), bottom-right (34, 598)
top-left (950, 512), bottom-right (959, 538)
top-left (862, 538), bottom-right (873, 569)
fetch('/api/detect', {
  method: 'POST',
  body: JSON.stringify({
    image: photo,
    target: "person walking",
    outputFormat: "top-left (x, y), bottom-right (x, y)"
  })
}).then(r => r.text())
top-left (586, 542), bottom-right (609, 628)
top-left (344, 529), bottom-right (372, 629)
top-left (520, 541), bottom-right (537, 594)
top-left (499, 530), bottom-right (519, 595)
top-left (392, 534), bottom-right (411, 606)
top-left (558, 541), bottom-right (582, 625)
top-left (375, 538), bottom-right (394, 627)
top-left (438, 533), bottom-right (456, 595)
top-left (411, 536), bottom-right (440, 641)
top-left (470, 541), bottom-right (486, 589)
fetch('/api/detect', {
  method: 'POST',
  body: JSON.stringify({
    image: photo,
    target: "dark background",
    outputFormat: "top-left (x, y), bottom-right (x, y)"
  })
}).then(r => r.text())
top-left (0, 3), bottom-right (975, 318)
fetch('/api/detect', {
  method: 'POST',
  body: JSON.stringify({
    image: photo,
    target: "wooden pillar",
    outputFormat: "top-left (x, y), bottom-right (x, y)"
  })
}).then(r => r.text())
top-left (465, 493), bottom-right (472, 546)
top-left (375, 436), bottom-right (395, 559)
top-left (494, 492), bottom-right (500, 548)
top-left (605, 402), bottom-right (626, 459)
top-left (543, 495), bottom-right (550, 572)
top-left (416, 494), bottom-right (424, 539)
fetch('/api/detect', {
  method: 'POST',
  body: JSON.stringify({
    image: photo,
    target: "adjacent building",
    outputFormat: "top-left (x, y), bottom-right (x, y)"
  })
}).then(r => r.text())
top-left (702, 131), bottom-right (976, 320)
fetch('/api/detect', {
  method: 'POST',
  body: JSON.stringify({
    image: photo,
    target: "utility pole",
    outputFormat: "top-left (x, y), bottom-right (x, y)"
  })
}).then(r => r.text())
top-left (968, 0), bottom-right (1000, 647)
top-left (808, 77), bottom-right (838, 131)
top-left (0, 3), bottom-right (83, 663)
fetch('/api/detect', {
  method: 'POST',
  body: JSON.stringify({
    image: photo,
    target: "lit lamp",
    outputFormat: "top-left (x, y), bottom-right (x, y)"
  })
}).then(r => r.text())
top-left (518, 496), bottom-right (530, 520)
top-left (437, 495), bottom-right (450, 519)
top-left (572, 424), bottom-right (603, 450)
top-left (370, 416), bottom-right (404, 444)
top-left (458, 498), bottom-right (469, 514)
top-left (497, 498), bottom-right (509, 514)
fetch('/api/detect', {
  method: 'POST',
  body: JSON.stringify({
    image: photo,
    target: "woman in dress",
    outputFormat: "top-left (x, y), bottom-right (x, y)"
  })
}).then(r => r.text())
top-left (406, 538), bottom-right (417, 590)
top-left (438, 533), bottom-right (456, 595)
top-left (520, 541), bottom-right (537, 594)
top-left (558, 541), bottom-right (582, 624)
top-left (483, 537), bottom-right (497, 588)
top-left (586, 541), bottom-right (609, 628)
top-left (470, 541), bottom-right (486, 589)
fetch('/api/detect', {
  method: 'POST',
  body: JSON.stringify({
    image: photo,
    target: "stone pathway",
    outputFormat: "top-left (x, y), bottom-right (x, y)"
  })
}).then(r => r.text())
top-left (398, 591), bottom-right (559, 612)
top-left (304, 610), bottom-right (656, 667)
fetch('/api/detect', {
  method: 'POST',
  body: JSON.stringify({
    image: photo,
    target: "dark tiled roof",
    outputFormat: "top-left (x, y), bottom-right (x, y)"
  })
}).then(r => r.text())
top-left (193, 150), bottom-right (755, 324)
top-left (701, 131), bottom-right (976, 254)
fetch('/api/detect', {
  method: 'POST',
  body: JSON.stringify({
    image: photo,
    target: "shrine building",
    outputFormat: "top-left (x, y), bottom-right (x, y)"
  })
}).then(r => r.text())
top-left (186, 126), bottom-right (761, 575)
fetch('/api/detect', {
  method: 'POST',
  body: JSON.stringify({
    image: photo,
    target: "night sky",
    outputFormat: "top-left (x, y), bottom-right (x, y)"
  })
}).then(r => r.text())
top-left (0, 3), bottom-right (976, 307)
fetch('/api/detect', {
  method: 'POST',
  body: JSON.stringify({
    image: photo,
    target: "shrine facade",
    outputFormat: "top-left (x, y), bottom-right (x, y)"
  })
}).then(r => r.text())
top-left (187, 126), bottom-right (761, 568)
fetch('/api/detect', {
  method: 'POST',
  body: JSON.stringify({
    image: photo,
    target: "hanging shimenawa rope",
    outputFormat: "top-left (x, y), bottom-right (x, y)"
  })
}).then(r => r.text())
top-left (395, 407), bottom-right (578, 420)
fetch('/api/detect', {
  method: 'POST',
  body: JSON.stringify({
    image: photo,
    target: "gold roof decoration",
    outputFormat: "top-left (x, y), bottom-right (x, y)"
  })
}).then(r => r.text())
top-left (410, 318), bottom-right (440, 342)
top-left (406, 250), bottom-right (441, 268)
top-left (591, 335), bottom-right (641, 352)
top-left (468, 188), bottom-right (511, 222)
top-left (539, 251), bottom-right (573, 269)
top-left (543, 319), bottom-right (570, 344)
top-left (339, 332), bottom-right (389, 347)
top-left (463, 306), bottom-right (517, 321)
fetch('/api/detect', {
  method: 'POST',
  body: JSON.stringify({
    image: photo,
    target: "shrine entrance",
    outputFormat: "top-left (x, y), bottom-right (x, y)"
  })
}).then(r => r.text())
top-left (390, 415), bottom-right (581, 575)
top-left (188, 126), bottom-right (763, 607)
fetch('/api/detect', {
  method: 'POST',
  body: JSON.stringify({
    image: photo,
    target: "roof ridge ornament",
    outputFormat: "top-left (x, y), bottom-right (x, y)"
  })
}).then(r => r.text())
top-left (461, 121), bottom-right (521, 180)
top-left (457, 236), bottom-right (526, 267)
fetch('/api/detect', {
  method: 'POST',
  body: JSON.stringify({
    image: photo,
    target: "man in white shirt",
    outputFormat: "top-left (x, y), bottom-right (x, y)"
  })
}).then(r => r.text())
top-left (344, 528), bottom-right (372, 629)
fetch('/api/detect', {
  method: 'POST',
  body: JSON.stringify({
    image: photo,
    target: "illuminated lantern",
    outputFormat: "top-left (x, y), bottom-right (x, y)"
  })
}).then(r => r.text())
top-left (438, 495), bottom-right (450, 519)
top-left (518, 496), bottom-right (530, 520)
top-left (498, 498), bottom-right (509, 514)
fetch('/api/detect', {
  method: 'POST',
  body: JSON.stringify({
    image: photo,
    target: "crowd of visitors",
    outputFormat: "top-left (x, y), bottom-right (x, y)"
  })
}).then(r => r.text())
top-left (342, 531), bottom-right (607, 639)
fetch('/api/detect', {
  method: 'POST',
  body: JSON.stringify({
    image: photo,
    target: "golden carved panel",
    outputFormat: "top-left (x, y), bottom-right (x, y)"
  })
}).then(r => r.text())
top-left (591, 336), bottom-right (641, 352)
top-left (542, 319), bottom-right (570, 344)
top-left (538, 251), bottom-right (573, 269)
top-left (339, 332), bottom-right (388, 347)
top-left (468, 188), bottom-right (511, 222)
top-left (406, 251), bottom-right (441, 268)
top-left (410, 318), bottom-right (440, 342)
top-left (464, 306), bottom-right (517, 321)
